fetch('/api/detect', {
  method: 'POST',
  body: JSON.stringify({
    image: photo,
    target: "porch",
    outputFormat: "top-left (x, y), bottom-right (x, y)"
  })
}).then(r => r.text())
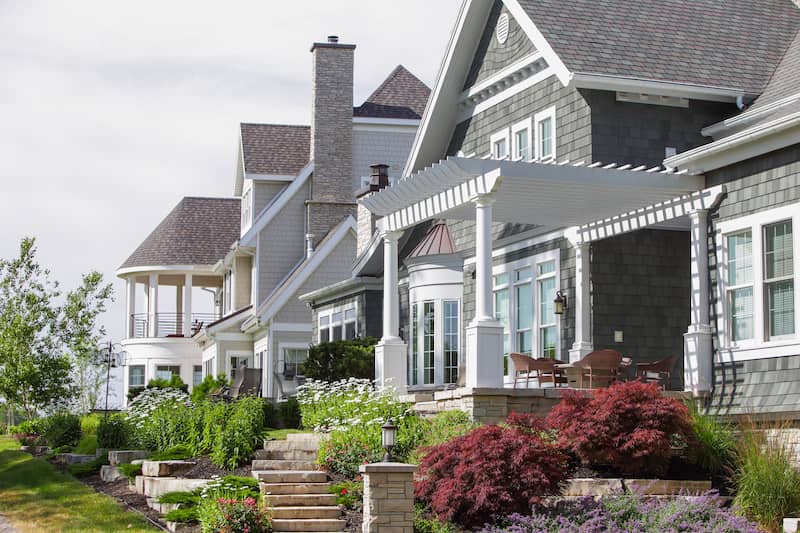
top-left (360, 156), bottom-right (724, 397)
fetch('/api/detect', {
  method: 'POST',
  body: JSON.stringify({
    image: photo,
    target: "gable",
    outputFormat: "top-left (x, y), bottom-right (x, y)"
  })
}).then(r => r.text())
top-left (463, 0), bottom-right (536, 91)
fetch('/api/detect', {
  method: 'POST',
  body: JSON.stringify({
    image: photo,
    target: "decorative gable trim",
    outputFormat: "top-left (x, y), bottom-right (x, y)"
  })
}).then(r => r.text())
top-left (502, 0), bottom-right (571, 85)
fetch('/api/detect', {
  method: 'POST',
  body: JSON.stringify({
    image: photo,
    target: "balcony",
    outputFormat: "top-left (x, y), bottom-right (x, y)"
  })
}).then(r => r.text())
top-left (129, 312), bottom-right (220, 339)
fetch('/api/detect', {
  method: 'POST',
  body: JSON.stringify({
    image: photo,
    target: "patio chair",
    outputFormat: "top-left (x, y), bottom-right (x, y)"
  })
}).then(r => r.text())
top-left (237, 368), bottom-right (262, 397)
top-left (220, 364), bottom-right (247, 401)
top-left (574, 349), bottom-right (624, 388)
top-left (510, 353), bottom-right (567, 388)
top-left (636, 354), bottom-right (678, 389)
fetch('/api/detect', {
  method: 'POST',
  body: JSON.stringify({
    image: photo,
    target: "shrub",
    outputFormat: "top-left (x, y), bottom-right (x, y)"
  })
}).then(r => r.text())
top-left (126, 387), bottom-right (191, 449)
top-left (10, 418), bottom-right (47, 436)
top-left (158, 491), bottom-right (199, 506)
top-left (97, 413), bottom-right (130, 449)
top-left (414, 504), bottom-right (459, 533)
top-left (415, 413), bottom-right (569, 529)
top-left (197, 496), bottom-right (270, 533)
top-left (546, 381), bottom-right (693, 476)
top-left (211, 397), bottom-right (267, 469)
top-left (409, 410), bottom-right (479, 464)
top-left (191, 374), bottom-right (229, 403)
top-left (480, 491), bottom-right (762, 533)
top-left (150, 445), bottom-right (194, 461)
top-left (80, 414), bottom-right (100, 435)
top-left (199, 475), bottom-right (261, 501)
top-left (278, 397), bottom-right (301, 429)
top-left (297, 378), bottom-right (408, 432)
top-left (687, 402), bottom-right (736, 476)
top-left (44, 413), bottom-right (82, 448)
top-left (13, 433), bottom-right (45, 446)
top-left (67, 454), bottom-right (109, 478)
top-left (73, 434), bottom-right (98, 455)
top-left (734, 422), bottom-right (800, 533)
top-left (118, 462), bottom-right (142, 481)
top-left (164, 507), bottom-right (199, 524)
top-left (302, 338), bottom-right (377, 381)
top-left (147, 374), bottom-right (189, 393)
top-left (330, 479), bottom-right (364, 510)
top-left (140, 401), bottom-right (194, 451)
top-left (127, 386), bottom-right (145, 402)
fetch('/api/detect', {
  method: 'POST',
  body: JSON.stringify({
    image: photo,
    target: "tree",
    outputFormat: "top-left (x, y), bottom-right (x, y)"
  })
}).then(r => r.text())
top-left (62, 272), bottom-right (114, 413)
top-left (0, 238), bottom-right (72, 419)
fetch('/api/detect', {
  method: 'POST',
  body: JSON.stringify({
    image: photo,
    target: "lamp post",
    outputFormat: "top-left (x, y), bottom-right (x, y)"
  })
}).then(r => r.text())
top-left (102, 342), bottom-right (126, 418)
top-left (381, 418), bottom-right (397, 462)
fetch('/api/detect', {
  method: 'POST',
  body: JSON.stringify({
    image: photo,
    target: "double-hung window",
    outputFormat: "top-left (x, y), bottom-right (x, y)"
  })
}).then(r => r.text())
top-left (493, 274), bottom-right (511, 374)
top-left (283, 348), bottom-right (308, 378)
top-left (156, 365), bottom-right (180, 381)
top-left (534, 107), bottom-right (556, 161)
top-left (727, 231), bottom-right (754, 341)
top-left (537, 261), bottom-right (558, 358)
top-left (764, 221), bottom-right (794, 339)
top-left (490, 129), bottom-right (510, 160)
top-left (129, 365), bottom-right (145, 388)
top-left (511, 118), bottom-right (533, 161)
top-left (318, 306), bottom-right (357, 342)
top-left (423, 302), bottom-right (435, 385)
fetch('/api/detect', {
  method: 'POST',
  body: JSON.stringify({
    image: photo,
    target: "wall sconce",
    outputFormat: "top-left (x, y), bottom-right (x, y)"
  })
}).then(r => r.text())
top-left (381, 418), bottom-right (397, 462)
top-left (554, 291), bottom-right (567, 315)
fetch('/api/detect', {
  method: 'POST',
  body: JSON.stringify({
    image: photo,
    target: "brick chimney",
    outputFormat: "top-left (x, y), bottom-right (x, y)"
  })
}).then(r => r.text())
top-left (356, 164), bottom-right (390, 255)
top-left (307, 36), bottom-right (357, 245)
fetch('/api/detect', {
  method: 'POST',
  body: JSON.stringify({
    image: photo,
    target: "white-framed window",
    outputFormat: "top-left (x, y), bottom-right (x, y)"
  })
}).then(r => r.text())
top-left (203, 359), bottom-right (213, 379)
top-left (493, 250), bottom-right (561, 377)
top-left (228, 351), bottom-right (253, 380)
top-left (241, 186), bottom-right (252, 230)
top-left (490, 129), bottom-right (510, 160)
top-left (156, 365), bottom-right (181, 381)
top-left (278, 342), bottom-right (309, 380)
top-left (193, 365), bottom-right (203, 386)
top-left (534, 107), bottom-right (556, 161)
top-left (717, 203), bottom-right (799, 358)
top-left (129, 365), bottom-right (145, 388)
top-left (511, 118), bottom-right (533, 161)
top-left (408, 299), bottom-right (461, 387)
top-left (318, 304), bottom-right (358, 342)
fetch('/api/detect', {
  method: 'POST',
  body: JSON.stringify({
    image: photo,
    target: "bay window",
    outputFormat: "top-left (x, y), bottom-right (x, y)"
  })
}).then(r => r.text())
top-left (408, 299), bottom-right (461, 387)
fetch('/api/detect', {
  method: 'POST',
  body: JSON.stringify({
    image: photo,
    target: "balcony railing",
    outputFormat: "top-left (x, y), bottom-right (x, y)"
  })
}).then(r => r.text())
top-left (129, 312), bottom-right (220, 339)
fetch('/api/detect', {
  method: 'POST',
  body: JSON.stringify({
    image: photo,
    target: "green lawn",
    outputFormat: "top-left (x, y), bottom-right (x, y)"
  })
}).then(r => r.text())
top-left (0, 436), bottom-right (158, 532)
top-left (264, 428), bottom-right (304, 440)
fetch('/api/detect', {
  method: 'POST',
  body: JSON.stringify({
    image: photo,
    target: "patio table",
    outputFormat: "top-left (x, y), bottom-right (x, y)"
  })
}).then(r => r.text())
top-left (554, 363), bottom-right (584, 388)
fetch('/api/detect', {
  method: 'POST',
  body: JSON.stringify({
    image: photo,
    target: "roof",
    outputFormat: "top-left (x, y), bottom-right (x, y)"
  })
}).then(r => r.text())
top-left (354, 65), bottom-right (431, 120)
top-left (120, 197), bottom-right (241, 270)
top-left (749, 29), bottom-right (800, 111)
top-left (240, 123), bottom-right (310, 175)
top-left (408, 220), bottom-right (457, 258)
top-left (517, 0), bottom-right (800, 96)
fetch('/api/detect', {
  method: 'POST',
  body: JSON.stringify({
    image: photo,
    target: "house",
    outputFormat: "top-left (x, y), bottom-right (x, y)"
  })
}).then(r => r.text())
top-left (117, 36), bottom-right (430, 404)
top-left (308, 0), bottom-right (800, 421)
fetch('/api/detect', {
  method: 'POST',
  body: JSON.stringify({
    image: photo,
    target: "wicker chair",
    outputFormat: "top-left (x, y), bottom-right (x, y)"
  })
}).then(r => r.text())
top-left (510, 353), bottom-right (567, 388)
top-left (636, 355), bottom-right (678, 389)
top-left (573, 349), bottom-right (624, 388)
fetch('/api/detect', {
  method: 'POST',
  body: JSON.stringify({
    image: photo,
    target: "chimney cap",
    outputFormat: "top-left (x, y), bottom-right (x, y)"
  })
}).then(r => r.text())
top-left (328, 35), bottom-right (339, 43)
top-left (310, 37), bottom-right (356, 52)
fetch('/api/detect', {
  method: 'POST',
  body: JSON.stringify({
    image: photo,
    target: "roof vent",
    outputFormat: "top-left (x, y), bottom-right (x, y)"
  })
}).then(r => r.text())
top-left (327, 35), bottom-right (339, 44)
top-left (496, 13), bottom-right (509, 45)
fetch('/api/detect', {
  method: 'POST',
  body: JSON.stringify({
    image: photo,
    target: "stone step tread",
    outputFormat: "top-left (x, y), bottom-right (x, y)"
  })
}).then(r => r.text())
top-left (271, 518), bottom-right (346, 532)
top-left (253, 471), bottom-right (329, 483)
top-left (252, 459), bottom-right (318, 470)
top-left (255, 449), bottom-right (318, 460)
top-left (260, 483), bottom-right (332, 495)
top-left (267, 494), bottom-right (338, 506)
top-left (270, 506), bottom-right (343, 519)
top-left (285, 433), bottom-right (323, 443)
top-left (263, 440), bottom-right (320, 452)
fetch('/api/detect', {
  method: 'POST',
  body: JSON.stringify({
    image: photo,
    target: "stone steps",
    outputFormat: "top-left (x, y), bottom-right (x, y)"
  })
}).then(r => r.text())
top-left (252, 470), bottom-right (328, 484)
top-left (260, 482), bottom-right (333, 495)
top-left (134, 476), bottom-right (209, 499)
top-left (271, 506), bottom-right (343, 519)
top-left (266, 494), bottom-right (338, 506)
top-left (271, 518), bottom-right (347, 532)
top-left (285, 433), bottom-right (323, 445)
top-left (254, 448), bottom-right (318, 461)
top-left (263, 440), bottom-right (320, 452)
top-left (252, 459), bottom-right (318, 471)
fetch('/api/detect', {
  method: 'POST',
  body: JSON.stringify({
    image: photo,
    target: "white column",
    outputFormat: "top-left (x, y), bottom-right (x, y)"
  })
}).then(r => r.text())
top-left (176, 284), bottom-right (183, 327)
top-left (183, 274), bottom-right (193, 337)
top-left (569, 241), bottom-right (594, 362)
top-left (684, 209), bottom-right (713, 395)
top-left (126, 278), bottom-right (136, 338)
top-left (465, 195), bottom-right (504, 388)
top-left (148, 273), bottom-right (158, 337)
top-left (375, 230), bottom-right (407, 393)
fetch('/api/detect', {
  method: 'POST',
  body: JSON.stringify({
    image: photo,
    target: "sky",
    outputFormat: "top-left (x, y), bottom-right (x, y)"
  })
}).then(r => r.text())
top-left (0, 0), bottom-right (462, 352)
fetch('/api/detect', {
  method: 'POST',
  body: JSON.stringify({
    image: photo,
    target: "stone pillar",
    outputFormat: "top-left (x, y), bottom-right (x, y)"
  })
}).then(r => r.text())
top-left (375, 230), bottom-right (407, 393)
top-left (359, 462), bottom-right (417, 533)
top-left (148, 273), bottom-right (158, 337)
top-left (684, 209), bottom-right (713, 395)
top-left (569, 241), bottom-right (593, 363)
top-left (183, 274), bottom-right (193, 337)
top-left (126, 278), bottom-right (136, 338)
top-left (465, 195), bottom-right (504, 388)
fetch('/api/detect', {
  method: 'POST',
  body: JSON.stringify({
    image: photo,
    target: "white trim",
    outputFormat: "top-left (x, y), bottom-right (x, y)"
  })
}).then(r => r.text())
top-left (271, 322), bottom-right (313, 333)
top-left (714, 202), bottom-right (800, 361)
top-left (503, 0), bottom-right (571, 85)
top-left (464, 228), bottom-right (567, 266)
top-left (245, 173), bottom-right (296, 182)
top-left (461, 53), bottom-right (542, 101)
top-left (116, 265), bottom-right (218, 277)
top-left (534, 106), bottom-right (556, 162)
top-left (490, 128), bottom-right (511, 160)
top-left (300, 276), bottom-right (383, 303)
top-left (257, 217), bottom-right (357, 323)
top-left (213, 332), bottom-right (251, 341)
top-left (458, 66), bottom-right (554, 122)
top-left (317, 302), bottom-right (359, 343)
top-left (511, 117), bottom-right (534, 161)
top-left (240, 162), bottom-right (313, 247)
top-left (352, 117), bottom-right (420, 127)
top-left (569, 72), bottom-right (743, 103)
top-left (703, 93), bottom-right (800, 138)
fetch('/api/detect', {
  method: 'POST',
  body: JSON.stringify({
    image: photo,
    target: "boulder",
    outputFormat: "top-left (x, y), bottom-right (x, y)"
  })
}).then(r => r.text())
top-left (108, 450), bottom-right (149, 465)
top-left (100, 465), bottom-right (126, 482)
top-left (141, 460), bottom-right (196, 477)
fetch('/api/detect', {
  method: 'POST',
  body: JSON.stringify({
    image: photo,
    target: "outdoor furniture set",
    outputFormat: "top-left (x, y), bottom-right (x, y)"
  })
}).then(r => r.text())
top-left (510, 350), bottom-right (678, 390)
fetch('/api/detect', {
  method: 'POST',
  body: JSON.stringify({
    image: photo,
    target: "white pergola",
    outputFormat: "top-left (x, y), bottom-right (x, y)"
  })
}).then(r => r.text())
top-left (363, 156), bottom-right (723, 395)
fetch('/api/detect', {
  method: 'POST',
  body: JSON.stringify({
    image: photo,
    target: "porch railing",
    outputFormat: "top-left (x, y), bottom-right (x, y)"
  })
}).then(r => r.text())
top-left (128, 312), bottom-right (219, 339)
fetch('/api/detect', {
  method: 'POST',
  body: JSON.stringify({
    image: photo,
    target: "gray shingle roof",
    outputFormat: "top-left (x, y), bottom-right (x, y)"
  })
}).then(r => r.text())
top-left (354, 65), bottom-right (431, 120)
top-left (120, 197), bottom-right (241, 269)
top-left (749, 29), bottom-right (800, 110)
top-left (518, 0), bottom-right (800, 95)
top-left (240, 123), bottom-right (310, 176)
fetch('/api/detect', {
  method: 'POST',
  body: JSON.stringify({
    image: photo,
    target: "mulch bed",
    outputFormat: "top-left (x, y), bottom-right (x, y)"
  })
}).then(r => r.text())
top-left (179, 456), bottom-right (252, 479)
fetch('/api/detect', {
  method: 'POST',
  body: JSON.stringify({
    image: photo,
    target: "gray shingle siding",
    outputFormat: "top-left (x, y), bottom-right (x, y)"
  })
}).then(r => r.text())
top-left (463, 0), bottom-right (537, 90)
top-left (711, 356), bottom-right (800, 418)
top-left (352, 129), bottom-right (416, 192)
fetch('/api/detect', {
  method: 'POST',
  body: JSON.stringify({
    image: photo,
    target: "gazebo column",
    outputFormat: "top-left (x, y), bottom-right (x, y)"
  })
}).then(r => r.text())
top-left (126, 278), bottom-right (136, 338)
top-left (465, 195), bottom-right (504, 388)
top-left (183, 274), bottom-right (193, 337)
top-left (148, 273), bottom-right (159, 337)
top-left (569, 241), bottom-right (593, 362)
top-left (375, 230), bottom-right (407, 393)
top-left (684, 209), bottom-right (713, 395)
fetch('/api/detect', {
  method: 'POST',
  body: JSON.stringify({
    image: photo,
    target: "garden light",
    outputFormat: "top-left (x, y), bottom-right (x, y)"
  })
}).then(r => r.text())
top-left (381, 417), bottom-right (397, 462)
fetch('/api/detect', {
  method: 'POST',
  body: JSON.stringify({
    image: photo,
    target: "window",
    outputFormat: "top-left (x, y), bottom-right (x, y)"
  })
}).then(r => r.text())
top-left (764, 221), bottom-right (794, 339)
top-left (490, 129), bottom-right (510, 160)
top-left (443, 300), bottom-right (459, 384)
top-left (129, 365), bottom-right (145, 388)
top-left (534, 107), bottom-right (556, 161)
top-left (409, 304), bottom-right (419, 386)
top-left (512, 118), bottom-right (533, 161)
top-left (204, 359), bottom-right (213, 379)
top-left (283, 348), bottom-right (308, 379)
top-left (230, 355), bottom-right (250, 379)
top-left (156, 365), bottom-right (180, 381)
top-left (423, 302), bottom-right (435, 385)
top-left (241, 187), bottom-right (252, 230)
top-left (318, 306), bottom-right (357, 342)
top-left (727, 231), bottom-right (754, 341)
top-left (193, 365), bottom-right (203, 386)
top-left (493, 251), bottom-right (561, 377)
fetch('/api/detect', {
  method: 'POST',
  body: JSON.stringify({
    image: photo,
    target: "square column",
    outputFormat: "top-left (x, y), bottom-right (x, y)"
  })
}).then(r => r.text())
top-left (569, 241), bottom-right (593, 362)
top-left (684, 209), bottom-right (713, 395)
top-left (465, 195), bottom-right (504, 388)
top-left (126, 278), bottom-right (136, 338)
top-left (148, 273), bottom-right (158, 337)
top-left (183, 274), bottom-right (193, 337)
top-left (375, 230), bottom-right (407, 393)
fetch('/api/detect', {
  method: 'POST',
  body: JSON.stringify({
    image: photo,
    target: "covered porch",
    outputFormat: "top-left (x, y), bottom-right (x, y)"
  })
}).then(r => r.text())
top-left (361, 156), bottom-right (723, 398)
